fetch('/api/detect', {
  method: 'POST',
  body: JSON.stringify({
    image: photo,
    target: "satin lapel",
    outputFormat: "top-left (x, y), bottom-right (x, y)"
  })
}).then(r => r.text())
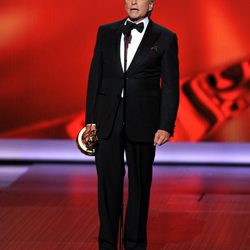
top-left (114, 19), bottom-right (126, 75)
top-left (126, 21), bottom-right (160, 74)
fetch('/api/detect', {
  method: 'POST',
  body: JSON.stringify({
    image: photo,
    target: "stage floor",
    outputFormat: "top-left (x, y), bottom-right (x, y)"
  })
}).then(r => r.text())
top-left (0, 164), bottom-right (250, 250)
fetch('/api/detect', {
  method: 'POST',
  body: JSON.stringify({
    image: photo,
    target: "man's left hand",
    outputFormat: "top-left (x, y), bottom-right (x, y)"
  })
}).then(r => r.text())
top-left (154, 129), bottom-right (171, 146)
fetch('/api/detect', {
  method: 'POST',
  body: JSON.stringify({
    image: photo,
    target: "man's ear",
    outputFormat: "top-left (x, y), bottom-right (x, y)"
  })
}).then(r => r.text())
top-left (149, 3), bottom-right (154, 12)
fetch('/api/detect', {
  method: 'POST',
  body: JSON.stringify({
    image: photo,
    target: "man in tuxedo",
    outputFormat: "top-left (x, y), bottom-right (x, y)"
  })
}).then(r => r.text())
top-left (85, 0), bottom-right (179, 249)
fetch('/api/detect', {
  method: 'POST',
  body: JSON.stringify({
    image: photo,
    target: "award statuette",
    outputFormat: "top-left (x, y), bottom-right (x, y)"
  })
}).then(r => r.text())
top-left (76, 124), bottom-right (98, 156)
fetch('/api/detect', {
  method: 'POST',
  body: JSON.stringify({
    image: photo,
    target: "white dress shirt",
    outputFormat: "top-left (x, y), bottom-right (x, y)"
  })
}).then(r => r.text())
top-left (120, 17), bottom-right (149, 97)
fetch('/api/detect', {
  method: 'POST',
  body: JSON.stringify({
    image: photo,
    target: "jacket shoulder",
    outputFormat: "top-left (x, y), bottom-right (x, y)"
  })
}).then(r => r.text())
top-left (151, 22), bottom-right (177, 38)
top-left (99, 19), bottom-right (125, 32)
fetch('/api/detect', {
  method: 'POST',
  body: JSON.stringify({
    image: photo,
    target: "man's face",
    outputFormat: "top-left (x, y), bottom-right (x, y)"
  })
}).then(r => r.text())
top-left (125, 0), bottom-right (154, 22)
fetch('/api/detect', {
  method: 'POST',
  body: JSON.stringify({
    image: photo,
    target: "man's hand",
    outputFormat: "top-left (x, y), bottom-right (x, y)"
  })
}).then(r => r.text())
top-left (154, 129), bottom-right (170, 146)
top-left (84, 124), bottom-right (97, 137)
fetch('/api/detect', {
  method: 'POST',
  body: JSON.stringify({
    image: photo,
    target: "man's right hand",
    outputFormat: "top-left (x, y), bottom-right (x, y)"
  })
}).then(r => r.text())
top-left (84, 124), bottom-right (97, 137)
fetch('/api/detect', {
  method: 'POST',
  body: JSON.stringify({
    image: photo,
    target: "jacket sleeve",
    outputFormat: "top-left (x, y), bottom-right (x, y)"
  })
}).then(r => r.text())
top-left (85, 26), bottom-right (103, 125)
top-left (159, 33), bottom-right (180, 137)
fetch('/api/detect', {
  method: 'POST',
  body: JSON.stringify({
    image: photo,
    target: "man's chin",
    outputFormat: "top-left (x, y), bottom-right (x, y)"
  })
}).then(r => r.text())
top-left (128, 16), bottom-right (139, 21)
top-left (128, 13), bottom-right (148, 22)
top-left (128, 15), bottom-right (145, 22)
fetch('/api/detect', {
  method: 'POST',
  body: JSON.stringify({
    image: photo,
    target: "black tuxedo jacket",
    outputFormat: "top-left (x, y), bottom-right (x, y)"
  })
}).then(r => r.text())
top-left (85, 18), bottom-right (179, 142)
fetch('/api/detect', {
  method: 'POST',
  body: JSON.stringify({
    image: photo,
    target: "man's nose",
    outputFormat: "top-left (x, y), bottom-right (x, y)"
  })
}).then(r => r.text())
top-left (131, 0), bottom-right (137, 4)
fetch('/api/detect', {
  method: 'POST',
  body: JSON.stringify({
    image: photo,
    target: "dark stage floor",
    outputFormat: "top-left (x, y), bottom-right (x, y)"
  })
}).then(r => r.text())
top-left (0, 164), bottom-right (250, 250)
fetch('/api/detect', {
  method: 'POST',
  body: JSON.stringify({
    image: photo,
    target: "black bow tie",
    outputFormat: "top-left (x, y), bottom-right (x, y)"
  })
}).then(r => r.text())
top-left (122, 21), bottom-right (144, 37)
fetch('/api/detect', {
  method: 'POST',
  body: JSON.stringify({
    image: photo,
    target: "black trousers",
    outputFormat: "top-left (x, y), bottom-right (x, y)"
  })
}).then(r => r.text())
top-left (95, 98), bottom-right (156, 250)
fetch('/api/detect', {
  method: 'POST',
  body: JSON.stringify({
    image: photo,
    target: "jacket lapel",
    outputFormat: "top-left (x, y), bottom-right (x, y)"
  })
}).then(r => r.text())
top-left (113, 19), bottom-right (161, 75)
top-left (126, 20), bottom-right (161, 74)
top-left (114, 19), bottom-right (126, 75)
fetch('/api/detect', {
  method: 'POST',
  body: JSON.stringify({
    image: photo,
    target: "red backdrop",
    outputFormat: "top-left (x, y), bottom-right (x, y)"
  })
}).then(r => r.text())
top-left (0, 0), bottom-right (249, 141)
